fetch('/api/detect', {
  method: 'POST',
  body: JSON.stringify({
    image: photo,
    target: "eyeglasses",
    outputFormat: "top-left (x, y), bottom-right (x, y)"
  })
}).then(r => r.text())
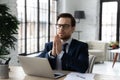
top-left (56, 24), bottom-right (71, 29)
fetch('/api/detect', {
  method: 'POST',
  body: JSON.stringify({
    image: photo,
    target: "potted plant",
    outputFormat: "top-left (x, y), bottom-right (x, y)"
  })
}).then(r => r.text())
top-left (109, 41), bottom-right (119, 49)
top-left (0, 4), bottom-right (19, 78)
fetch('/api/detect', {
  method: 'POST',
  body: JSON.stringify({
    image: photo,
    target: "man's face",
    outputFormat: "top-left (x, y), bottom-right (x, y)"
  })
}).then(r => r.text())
top-left (56, 17), bottom-right (75, 41)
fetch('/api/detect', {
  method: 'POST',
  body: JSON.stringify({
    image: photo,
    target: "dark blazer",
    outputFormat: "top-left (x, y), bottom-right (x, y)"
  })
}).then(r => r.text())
top-left (38, 39), bottom-right (89, 73)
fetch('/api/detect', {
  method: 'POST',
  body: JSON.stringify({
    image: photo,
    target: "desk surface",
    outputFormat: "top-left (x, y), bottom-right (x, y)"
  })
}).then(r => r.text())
top-left (1, 66), bottom-right (120, 80)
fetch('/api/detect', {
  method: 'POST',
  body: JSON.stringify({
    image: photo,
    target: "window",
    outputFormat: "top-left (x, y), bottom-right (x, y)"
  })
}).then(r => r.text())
top-left (99, 0), bottom-right (120, 43)
top-left (17, 0), bottom-right (57, 55)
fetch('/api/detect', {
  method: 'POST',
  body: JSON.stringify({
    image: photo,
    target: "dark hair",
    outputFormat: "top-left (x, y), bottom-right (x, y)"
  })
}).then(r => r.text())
top-left (57, 13), bottom-right (76, 27)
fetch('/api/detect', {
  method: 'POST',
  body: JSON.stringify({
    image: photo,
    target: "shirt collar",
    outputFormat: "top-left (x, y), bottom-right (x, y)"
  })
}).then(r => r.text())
top-left (61, 38), bottom-right (72, 45)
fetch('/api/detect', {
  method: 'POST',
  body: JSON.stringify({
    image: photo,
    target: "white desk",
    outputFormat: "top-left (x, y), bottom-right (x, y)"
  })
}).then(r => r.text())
top-left (1, 66), bottom-right (120, 80)
top-left (109, 48), bottom-right (120, 67)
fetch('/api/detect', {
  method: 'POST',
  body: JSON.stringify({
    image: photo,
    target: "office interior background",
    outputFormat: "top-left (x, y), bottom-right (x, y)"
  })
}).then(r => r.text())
top-left (0, 0), bottom-right (120, 67)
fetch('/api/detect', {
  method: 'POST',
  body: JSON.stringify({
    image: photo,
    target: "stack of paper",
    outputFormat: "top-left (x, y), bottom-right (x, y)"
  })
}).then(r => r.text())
top-left (64, 72), bottom-right (95, 80)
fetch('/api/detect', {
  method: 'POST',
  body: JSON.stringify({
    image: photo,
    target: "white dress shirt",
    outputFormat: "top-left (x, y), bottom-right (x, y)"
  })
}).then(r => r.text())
top-left (56, 38), bottom-right (72, 70)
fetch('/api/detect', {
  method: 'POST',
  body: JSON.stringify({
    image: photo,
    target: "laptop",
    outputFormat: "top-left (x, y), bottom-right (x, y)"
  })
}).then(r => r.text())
top-left (18, 56), bottom-right (65, 79)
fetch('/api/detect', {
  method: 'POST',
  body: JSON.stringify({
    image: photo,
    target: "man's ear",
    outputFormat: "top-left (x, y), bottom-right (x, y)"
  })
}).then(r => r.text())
top-left (72, 27), bottom-right (75, 33)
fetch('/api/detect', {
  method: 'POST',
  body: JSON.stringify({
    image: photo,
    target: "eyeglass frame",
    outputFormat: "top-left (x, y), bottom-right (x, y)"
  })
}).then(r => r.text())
top-left (56, 24), bottom-right (72, 29)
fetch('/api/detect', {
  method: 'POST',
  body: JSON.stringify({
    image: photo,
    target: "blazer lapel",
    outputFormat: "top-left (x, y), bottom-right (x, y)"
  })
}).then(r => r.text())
top-left (68, 39), bottom-right (76, 56)
top-left (61, 39), bottom-right (76, 70)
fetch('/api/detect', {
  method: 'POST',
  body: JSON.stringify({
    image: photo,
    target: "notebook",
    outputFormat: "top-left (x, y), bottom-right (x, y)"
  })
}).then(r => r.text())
top-left (18, 56), bottom-right (65, 79)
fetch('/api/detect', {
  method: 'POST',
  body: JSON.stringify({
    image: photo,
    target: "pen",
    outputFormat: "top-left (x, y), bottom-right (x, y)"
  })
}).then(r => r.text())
top-left (76, 74), bottom-right (85, 79)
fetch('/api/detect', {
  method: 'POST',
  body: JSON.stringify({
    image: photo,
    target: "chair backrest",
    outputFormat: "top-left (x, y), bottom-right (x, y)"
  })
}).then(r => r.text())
top-left (86, 55), bottom-right (96, 73)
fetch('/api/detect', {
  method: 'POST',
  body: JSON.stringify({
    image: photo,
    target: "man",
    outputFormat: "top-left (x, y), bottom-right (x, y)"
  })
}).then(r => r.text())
top-left (38, 13), bottom-right (89, 73)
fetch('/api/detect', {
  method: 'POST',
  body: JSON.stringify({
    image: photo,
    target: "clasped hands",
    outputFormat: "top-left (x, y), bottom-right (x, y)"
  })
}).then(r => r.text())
top-left (51, 35), bottom-right (63, 56)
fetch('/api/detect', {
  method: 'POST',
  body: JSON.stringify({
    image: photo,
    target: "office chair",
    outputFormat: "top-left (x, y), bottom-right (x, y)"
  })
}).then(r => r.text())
top-left (86, 55), bottom-right (96, 73)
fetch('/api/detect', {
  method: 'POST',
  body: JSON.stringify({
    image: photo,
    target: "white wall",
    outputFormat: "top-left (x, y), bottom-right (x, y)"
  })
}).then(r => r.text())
top-left (58, 0), bottom-right (100, 41)
top-left (0, 0), bottom-right (19, 65)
